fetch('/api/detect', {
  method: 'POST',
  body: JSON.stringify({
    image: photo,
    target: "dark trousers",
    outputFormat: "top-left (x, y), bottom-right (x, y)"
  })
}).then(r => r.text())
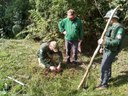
top-left (65, 40), bottom-right (79, 63)
top-left (100, 50), bottom-right (117, 86)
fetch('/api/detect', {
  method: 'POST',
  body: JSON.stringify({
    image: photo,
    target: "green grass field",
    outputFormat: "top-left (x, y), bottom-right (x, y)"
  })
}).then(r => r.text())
top-left (0, 38), bottom-right (128, 96)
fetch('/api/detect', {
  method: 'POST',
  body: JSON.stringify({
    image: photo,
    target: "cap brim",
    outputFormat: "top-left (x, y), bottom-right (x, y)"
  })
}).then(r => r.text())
top-left (104, 16), bottom-right (119, 19)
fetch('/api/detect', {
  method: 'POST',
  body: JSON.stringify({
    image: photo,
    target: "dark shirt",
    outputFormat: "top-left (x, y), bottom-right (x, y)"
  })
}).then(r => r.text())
top-left (37, 42), bottom-right (63, 68)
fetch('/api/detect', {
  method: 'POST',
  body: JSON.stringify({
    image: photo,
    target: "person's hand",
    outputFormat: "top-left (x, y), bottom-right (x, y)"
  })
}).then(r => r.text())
top-left (49, 66), bottom-right (56, 71)
top-left (57, 63), bottom-right (61, 70)
top-left (63, 31), bottom-right (66, 35)
top-left (98, 38), bottom-right (103, 45)
top-left (99, 48), bottom-right (103, 53)
top-left (56, 63), bottom-right (62, 73)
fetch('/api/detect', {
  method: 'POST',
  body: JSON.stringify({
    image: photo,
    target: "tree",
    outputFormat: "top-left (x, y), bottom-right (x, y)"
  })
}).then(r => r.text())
top-left (0, 0), bottom-right (30, 38)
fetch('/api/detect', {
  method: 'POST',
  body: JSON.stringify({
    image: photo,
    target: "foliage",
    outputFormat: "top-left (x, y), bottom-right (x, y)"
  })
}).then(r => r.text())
top-left (0, 0), bottom-right (30, 38)
top-left (109, 0), bottom-right (128, 30)
top-left (19, 0), bottom-right (69, 42)
top-left (0, 0), bottom-right (128, 48)
top-left (12, 24), bottom-right (22, 36)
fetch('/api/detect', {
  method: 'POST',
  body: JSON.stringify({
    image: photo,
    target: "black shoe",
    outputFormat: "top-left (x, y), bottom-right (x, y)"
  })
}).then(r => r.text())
top-left (71, 61), bottom-right (78, 67)
top-left (72, 61), bottom-right (78, 64)
top-left (66, 60), bottom-right (71, 64)
top-left (95, 84), bottom-right (102, 88)
top-left (109, 77), bottom-right (113, 82)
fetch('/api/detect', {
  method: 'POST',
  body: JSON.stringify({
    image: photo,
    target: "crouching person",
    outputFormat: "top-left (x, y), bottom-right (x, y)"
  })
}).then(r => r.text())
top-left (37, 41), bottom-right (63, 72)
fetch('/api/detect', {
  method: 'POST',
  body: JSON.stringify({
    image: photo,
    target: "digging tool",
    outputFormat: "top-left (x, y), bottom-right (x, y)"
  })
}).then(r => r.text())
top-left (77, 5), bottom-right (121, 90)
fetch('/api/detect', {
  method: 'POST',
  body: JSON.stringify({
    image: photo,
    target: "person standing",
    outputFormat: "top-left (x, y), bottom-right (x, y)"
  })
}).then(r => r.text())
top-left (96, 9), bottom-right (125, 89)
top-left (58, 9), bottom-right (84, 65)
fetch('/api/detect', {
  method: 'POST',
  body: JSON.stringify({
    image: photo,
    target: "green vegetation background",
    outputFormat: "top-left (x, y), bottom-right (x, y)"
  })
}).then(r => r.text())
top-left (0, 0), bottom-right (128, 96)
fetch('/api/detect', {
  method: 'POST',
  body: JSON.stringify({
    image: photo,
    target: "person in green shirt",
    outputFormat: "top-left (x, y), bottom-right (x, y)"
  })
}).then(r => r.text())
top-left (58, 9), bottom-right (84, 65)
top-left (96, 9), bottom-right (125, 90)
top-left (37, 41), bottom-right (63, 72)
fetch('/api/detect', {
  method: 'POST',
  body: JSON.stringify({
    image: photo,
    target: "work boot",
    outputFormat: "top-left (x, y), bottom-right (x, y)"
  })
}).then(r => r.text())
top-left (66, 59), bottom-right (71, 64)
top-left (108, 77), bottom-right (114, 82)
top-left (95, 84), bottom-right (108, 90)
top-left (71, 61), bottom-right (78, 67)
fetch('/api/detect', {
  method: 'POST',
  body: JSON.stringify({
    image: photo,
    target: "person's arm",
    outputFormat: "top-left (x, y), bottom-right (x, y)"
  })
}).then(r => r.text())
top-left (105, 28), bottom-right (124, 47)
top-left (51, 50), bottom-right (62, 71)
top-left (49, 55), bottom-right (62, 71)
top-left (58, 19), bottom-right (66, 33)
top-left (79, 19), bottom-right (84, 40)
top-left (78, 20), bottom-right (84, 52)
top-left (39, 48), bottom-right (52, 68)
top-left (57, 51), bottom-right (63, 63)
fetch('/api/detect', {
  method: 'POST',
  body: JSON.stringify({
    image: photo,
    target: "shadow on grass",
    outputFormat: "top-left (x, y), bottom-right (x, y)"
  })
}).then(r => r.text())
top-left (111, 71), bottom-right (128, 87)
top-left (61, 53), bottom-right (89, 71)
top-left (62, 62), bottom-right (85, 72)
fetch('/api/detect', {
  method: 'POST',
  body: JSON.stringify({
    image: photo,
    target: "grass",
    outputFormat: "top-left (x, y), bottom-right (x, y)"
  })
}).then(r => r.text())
top-left (0, 38), bottom-right (128, 96)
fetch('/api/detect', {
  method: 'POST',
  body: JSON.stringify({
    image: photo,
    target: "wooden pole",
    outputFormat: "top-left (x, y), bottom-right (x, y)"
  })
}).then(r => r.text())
top-left (7, 76), bottom-right (25, 86)
top-left (77, 5), bottom-right (121, 90)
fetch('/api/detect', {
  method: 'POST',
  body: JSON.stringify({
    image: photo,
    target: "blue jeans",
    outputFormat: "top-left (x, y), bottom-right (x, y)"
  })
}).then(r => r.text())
top-left (65, 40), bottom-right (79, 63)
top-left (100, 49), bottom-right (117, 86)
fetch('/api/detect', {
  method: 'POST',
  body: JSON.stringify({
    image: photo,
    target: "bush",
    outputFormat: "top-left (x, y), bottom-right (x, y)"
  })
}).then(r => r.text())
top-left (12, 24), bottom-right (22, 36)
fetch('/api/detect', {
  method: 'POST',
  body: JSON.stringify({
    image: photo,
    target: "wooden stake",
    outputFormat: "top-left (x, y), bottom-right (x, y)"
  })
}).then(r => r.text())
top-left (7, 76), bottom-right (25, 86)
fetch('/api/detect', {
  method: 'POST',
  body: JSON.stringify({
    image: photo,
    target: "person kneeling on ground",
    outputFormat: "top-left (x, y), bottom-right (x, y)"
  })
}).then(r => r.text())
top-left (37, 41), bottom-right (63, 72)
